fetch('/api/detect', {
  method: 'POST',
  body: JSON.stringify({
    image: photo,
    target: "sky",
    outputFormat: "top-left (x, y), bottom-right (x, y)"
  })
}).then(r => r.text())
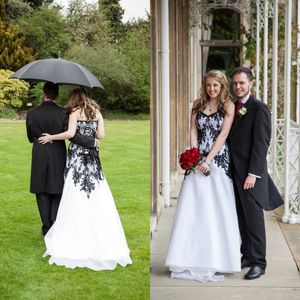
top-left (54, 0), bottom-right (150, 22)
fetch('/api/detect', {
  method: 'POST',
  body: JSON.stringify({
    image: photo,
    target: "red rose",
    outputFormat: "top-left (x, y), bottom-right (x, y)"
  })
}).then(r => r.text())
top-left (190, 148), bottom-right (201, 161)
top-left (179, 147), bottom-right (210, 178)
top-left (179, 147), bottom-right (202, 171)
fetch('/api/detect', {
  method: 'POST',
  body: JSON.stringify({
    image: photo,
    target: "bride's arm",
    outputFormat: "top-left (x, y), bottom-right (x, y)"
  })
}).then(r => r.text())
top-left (96, 111), bottom-right (105, 140)
top-left (38, 111), bottom-right (78, 144)
top-left (199, 101), bottom-right (235, 171)
top-left (190, 111), bottom-right (198, 148)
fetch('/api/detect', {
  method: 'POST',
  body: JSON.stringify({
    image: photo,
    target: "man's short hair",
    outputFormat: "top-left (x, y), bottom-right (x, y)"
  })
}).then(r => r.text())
top-left (43, 82), bottom-right (59, 99)
top-left (232, 67), bottom-right (254, 82)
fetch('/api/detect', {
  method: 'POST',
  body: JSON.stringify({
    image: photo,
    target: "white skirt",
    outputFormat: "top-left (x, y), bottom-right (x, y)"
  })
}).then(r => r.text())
top-left (44, 169), bottom-right (132, 271)
top-left (165, 162), bottom-right (241, 282)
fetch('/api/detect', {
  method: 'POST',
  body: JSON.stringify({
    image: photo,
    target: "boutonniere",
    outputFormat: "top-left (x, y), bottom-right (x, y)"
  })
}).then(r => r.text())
top-left (238, 106), bottom-right (247, 116)
top-left (235, 101), bottom-right (248, 118)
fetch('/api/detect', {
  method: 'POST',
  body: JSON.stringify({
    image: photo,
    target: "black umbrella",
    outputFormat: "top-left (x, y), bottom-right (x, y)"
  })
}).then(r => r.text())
top-left (10, 58), bottom-right (104, 89)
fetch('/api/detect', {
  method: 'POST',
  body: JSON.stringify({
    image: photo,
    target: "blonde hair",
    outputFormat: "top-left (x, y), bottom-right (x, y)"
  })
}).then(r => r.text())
top-left (66, 88), bottom-right (100, 120)
top-left (192, 70), bottom-right (232, 116)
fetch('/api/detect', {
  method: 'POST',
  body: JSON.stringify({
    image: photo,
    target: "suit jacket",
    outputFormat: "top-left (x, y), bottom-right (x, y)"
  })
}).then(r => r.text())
top-left (229, 95), bottom-right (283, 211)
top-left (26, 101), bottom-right (95, 194)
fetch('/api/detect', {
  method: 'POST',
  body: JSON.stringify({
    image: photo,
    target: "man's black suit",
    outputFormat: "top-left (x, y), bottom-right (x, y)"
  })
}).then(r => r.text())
top-left (229, 95), bottom-right (283, 269)
top-left (26, 101), bottom-right (95, 235)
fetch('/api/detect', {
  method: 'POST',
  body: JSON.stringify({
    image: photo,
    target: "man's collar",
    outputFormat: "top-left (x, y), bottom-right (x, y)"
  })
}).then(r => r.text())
top-left (240, 91), bottom-right (251, 104)
top-left (44, 98), bottom-right (56, 103)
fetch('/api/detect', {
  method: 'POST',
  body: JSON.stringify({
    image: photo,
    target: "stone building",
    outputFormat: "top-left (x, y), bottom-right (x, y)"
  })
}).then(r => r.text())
top-left (151, 0), bottom-right (300, 229)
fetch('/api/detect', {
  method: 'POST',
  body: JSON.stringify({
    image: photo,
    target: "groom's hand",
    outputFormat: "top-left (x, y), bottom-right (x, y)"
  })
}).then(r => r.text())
top-left (243, 175), bottom-right (256, 190)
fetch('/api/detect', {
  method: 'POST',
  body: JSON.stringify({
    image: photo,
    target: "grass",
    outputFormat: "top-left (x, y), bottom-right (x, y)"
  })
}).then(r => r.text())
top-left (101, 110), bottom-right (149, 121)
top-left (0, 121), bottom-right (150, 300)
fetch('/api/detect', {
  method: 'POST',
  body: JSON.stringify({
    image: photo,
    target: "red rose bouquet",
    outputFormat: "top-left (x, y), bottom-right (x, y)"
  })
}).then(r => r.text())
top-left (179, 147), bottom-right (207, 178)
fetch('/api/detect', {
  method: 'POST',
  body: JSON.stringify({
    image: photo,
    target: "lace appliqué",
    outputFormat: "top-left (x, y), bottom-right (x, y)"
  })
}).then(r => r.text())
top-left (64, 121), bottom-right (104, 198)
top-left (196, 111), bottom-right (231, 178)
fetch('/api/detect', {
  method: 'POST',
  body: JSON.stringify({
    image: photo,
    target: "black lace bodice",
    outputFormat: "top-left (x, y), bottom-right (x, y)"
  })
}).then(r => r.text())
top-left (64, 120), bottom-right (103, 198)
top-left (196, 111), bottom-right (231, 178)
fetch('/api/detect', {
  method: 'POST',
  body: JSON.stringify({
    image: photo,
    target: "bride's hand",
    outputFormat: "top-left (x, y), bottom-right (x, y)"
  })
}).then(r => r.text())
top-left (38, 133), bottom-right (53, 144)
top-left (95, 138), bottom-right (100, 149)
top-left (198, 160), bottom-right (210, 174)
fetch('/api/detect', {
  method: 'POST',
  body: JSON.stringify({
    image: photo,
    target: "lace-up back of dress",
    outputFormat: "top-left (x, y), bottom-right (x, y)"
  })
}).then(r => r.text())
top-left (65, 120), bottom-right (103, 197)
top-left (76, 120), bottom-right (97, 137)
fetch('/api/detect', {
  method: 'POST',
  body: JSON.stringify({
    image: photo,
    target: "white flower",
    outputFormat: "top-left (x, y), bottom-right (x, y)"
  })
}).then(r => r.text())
top-left (239, 107), bottom-right (247, 116)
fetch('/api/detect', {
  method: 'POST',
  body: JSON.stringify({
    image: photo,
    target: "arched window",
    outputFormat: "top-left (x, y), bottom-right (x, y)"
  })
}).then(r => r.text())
top-left (200, 8), bottom-right (241, 78)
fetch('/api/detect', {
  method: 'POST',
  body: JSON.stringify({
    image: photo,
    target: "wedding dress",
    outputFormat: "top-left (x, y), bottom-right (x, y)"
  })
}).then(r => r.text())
top-left (165, 111), bottom-right (240, 282)
top-left (44, 120), bottom-right (132, 271)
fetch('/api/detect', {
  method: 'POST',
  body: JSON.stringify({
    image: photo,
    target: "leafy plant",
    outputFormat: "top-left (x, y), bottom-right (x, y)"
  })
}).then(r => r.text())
top-left (16, 7), bottom-right (71, 58)
top-left (0, 69), bottom-right (29, 111)
top-left (0, 20), bottom-right (35, 70)
top-left (66, 0), bottom-right (110, 47)
top-left (0, 106), bottom-right (17, 118)
top-left (4, 0), bottom-right (33, 22)
top-left (98, 0), bottom-right (125, 44)
top-left (27, 82), bottom-right (43, 107)
top-left (118, 18), bottom-right (150, 113)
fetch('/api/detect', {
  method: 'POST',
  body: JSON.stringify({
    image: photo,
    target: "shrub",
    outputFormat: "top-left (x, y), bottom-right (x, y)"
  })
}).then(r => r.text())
top-left (0, 69), bottom-right (30, 111)
top-left (0, 106), bottom-right (17, 119)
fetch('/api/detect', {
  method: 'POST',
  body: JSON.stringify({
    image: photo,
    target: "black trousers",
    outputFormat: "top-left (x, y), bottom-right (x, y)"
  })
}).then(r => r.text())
top-left (232, 173), bottom-right (267, 269)
top-left (36, 193), bottom-right (61, 235)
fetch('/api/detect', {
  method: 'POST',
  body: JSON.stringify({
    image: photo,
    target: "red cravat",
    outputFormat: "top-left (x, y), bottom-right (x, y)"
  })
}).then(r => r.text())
top-left (235, 100), bottom-right (244, 113)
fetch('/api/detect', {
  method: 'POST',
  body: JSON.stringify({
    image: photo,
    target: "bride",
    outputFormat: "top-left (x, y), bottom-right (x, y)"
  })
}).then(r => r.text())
top-left (165, 70), bottom-right (240, 282)
top-left (38, 88), bottom-right (132, 271)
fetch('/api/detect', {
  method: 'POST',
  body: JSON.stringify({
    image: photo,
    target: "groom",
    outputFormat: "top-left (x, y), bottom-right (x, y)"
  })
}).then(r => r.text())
top-left (229, 67), bottom-right (283, 280)
top-left (26, 82), bottom-right (98, 236)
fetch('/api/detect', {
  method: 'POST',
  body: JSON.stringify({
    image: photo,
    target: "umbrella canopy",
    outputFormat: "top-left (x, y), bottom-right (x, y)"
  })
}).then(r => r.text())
top-left (10, 58), bottom-right (104, 89)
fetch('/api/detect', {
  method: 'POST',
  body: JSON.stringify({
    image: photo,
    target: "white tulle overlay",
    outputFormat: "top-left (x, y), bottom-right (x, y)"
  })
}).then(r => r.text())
top-left (44, 168), bottom-right (132, 271)
top-left (165, 162), bottom-right (241, 282)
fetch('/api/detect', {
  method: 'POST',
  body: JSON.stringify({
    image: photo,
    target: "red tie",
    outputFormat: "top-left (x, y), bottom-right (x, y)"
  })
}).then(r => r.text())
top-left (235, 101), bottom-right (243, 113)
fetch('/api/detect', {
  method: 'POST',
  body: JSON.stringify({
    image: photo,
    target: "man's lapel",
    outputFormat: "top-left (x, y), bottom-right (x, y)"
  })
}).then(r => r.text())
top-left (244, 94), bottom-right (255, 109)
top-left (231, 94), bottom-right (255, 136)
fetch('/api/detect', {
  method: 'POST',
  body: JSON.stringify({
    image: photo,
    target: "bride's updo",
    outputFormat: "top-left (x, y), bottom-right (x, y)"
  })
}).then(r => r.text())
top-left (192, 70), bottom-right (232, 116)
top-left (66, 88), bottom-right (100, 120)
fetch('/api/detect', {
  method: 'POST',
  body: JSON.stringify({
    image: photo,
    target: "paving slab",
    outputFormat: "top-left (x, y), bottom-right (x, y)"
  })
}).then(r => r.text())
top-left (274, 206), bottom-right (300, 271)
top-left (151, 198), bottom-right (300, 300)
top-left (151, 287), bottom-right (300, 300)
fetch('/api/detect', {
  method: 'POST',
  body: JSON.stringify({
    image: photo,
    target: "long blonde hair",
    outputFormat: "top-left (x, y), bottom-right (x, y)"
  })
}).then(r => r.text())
top-left (192, 70), bottom-right (232, 116)
top-left (66, 88), bottom-right (100, 120)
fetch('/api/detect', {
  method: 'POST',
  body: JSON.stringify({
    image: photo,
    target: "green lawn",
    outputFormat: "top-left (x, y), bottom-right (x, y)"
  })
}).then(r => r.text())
top-left (0, 121), bottom-right (150, 300)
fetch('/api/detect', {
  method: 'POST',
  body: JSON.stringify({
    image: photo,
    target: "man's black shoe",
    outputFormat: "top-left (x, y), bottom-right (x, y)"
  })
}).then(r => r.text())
top-left (241, 258), bottom-right (251, 269)
top-left (244, 266), bottom-right (265, 280)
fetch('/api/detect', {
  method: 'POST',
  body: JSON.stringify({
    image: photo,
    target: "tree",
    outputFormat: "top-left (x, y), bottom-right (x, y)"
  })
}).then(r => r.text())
top-left (0, 0), bottom-right (5, 20)
top-left (98, 0), bottom-right (125, 43)
top-left (118, 18), bottom-right (150, 113)
top-left (27, 82), bottom-right (44, 107)
top-left (4, 0), bottom-right (33, 22)
top-left (17, 7), bottom-right (71, 58)
top-left (65, 15), bottom-right (151, 114)
top-left (66, 0), bottom-right (110, 47)
top-left (65, 42), bottom-right (133, 110)
top-left (24, 0), bottom-right (51, 8)
top-left (0, 19), bottom-right (35, 70)
top-left (0, 69), bottom-right (30, 111)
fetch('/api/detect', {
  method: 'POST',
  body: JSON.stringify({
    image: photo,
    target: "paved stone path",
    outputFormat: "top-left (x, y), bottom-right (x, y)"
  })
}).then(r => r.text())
top-left (151, 197), bottom-right (300, 300)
